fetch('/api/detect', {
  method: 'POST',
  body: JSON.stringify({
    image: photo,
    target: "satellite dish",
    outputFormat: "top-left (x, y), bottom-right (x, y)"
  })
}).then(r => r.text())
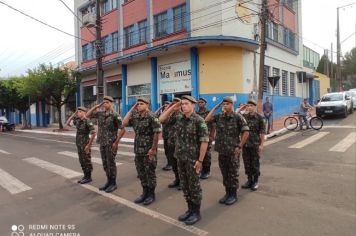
top-left (235, 0), bottom-right (252, 24)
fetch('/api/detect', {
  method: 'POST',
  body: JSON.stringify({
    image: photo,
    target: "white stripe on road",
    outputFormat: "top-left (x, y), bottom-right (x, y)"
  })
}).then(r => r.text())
top-left (329, 132), bottom-right (356, 152)
top-left (57, 151), bottom-right (123, 166)
top-left (23, 157), bottom-right (82, 179)
top-left (0, 149), bottom-right (10, 154)
top-left (80, 184), bottom-right (208, 236)
top-left (92, 145), bottom-right (164, 153)
top-left (288, 132), bottom-right (329, 149)
top-left (265, 132), bottom-right (298, 146)
top-left (0, 168), bottom-right (32, 194)
top-left (323, 125), bottom-right (356, 129)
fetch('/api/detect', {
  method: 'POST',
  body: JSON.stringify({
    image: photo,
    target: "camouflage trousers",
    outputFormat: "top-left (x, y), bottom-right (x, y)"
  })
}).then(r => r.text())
top-left (177, 158), bottom-right (202, 205)
top-left (202, 141), bottom-right (212, 173)
top-left (100, 144), bottom-right (117, 179)
top-left (135, 155), bottom-right (157, 189)
top-left (218, 154), bottom-right (240, 189)
top-left (242, 147), bottom-right (260, 177)
top-left (77, 145), bottom-right (93, 174)
top-left (163, 137), bottom-right (172, 166)
top-left (167, 144), bottom-right (179, 180)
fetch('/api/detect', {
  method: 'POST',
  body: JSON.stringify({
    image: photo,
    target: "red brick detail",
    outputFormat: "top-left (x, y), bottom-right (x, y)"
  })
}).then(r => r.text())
top-left (268, 0), bottom-right (280, 21)
top-left (106, 74), bottom-right (121, 82)
top-left (283, 6), bottom-right (296, 32)
top-left (152, 0), bottom-right (186, 14)
top-left (82, 79), bottom-right (96, 86)
top-left (123, 0), bottom-right (147, 27)
top-left (152, 31), bottom-right (187, 46)
top-left (123, 44), bottom-right (147, 55)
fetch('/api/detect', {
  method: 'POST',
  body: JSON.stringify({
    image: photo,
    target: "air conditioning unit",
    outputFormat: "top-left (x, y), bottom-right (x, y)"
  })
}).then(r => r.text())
top-left (82, 13), bottom-right (96, 27)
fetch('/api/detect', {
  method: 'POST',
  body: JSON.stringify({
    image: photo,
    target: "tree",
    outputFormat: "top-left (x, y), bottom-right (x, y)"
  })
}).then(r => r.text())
top-left (342, 47), bottom-right (356, 89)
top-left (317, 55), bottom-right (338, 91)
top-left (23, 64), bottom-right (77, 129)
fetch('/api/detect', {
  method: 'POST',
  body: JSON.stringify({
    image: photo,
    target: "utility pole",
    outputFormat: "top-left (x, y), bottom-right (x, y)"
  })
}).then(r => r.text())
top-left (95, 0), bottom-right (104, 103)
top-left (331, 43), bottom-right (334, 91)
top-left (257, 0), bottom-right (268, 112)
top-left (336, 7), bottom-right (342, 92)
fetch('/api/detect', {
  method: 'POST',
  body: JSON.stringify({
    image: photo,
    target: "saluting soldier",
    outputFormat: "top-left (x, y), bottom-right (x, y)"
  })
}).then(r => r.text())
top-left (241, 99), bottom-right (265, 191)
top-left (205, 97), bottom-right (249, 205)
top-left (196, 98), bottom-right (215, 179)
top-left (159, 95), bottom-right (208, 225)
top-left (122, 98), bottom-right (161, 206)
top-left (65, 107), bottom-right (96, 184)
top-left (86, 96), bottom-right (125, 193)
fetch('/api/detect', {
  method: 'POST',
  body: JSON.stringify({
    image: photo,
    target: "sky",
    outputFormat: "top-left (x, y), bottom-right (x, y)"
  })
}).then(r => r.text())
top-left (0, 0), bottom-right (355, 78)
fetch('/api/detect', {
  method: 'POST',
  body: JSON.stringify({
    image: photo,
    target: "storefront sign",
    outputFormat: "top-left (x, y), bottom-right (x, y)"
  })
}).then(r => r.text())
top-left (159, 61), bottom-right (191, 94)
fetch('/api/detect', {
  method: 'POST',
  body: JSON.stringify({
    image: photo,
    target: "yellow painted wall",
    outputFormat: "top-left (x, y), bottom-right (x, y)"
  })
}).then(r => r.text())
top-left (199, 47), bottom-right (243, 94)
top-left (314, 72), bottom-right (330, 96)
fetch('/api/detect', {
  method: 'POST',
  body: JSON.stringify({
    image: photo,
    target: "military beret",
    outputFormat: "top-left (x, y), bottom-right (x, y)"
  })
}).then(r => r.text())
top-left (247, 99), bottom-right (257, 106)
top-left (137, 97), bottom-right (150, 104)
top-left (198, 98), bottom-right (207, 103)
top-left (181, 95), bottom-right (197, 104)
top-left (103, 96), bottom-right (114, 102)
top-left (173, 97), bottom-right (181, 103)
top-left (163, 101), bottom-right (171, 105)
top-left (77, 106), bottom-right (88, 112)
top-left (222, 96), bottom-right (233, 103)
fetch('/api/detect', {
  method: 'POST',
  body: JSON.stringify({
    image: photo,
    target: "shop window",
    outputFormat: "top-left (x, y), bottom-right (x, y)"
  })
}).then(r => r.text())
top-left (272, 68), bottom-right (280, 95)
top-left (173, 4), bottom-right (186, 32)
top-left (263, 66), bottom-right (270, 94)
top-left (290, 72), bottom-right (296, 96)
top-left (138, 20), bottom-right (148, 44)
top-left (282, 70), bottom-right (288, 96)
top-left (124, 24), bottom-right (136, 48)
top-left (154, 11), bottom-right (168, 38)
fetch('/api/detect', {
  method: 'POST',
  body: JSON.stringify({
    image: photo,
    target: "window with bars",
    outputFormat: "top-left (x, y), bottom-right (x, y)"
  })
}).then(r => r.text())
top-left (173, 4), bottom-right (186, 32)
top-left (272, 22), bottom-right (279, 42)
top-left (124, 24), bottom-right (135, 48)
top-left (82, 44), bottom-right (90, 61)
top-left (154, 11), bottom-right (168, 38)
top-left (102, 35), bottom-right (112, 54)
top-left (290, 72), bottom-right (296, 96)
top-left (112, 32), bottom-right (118, 52)
top-left (138, 20), bottom-right (148, 44)
top-left (272, 68), bottom-right (280, 95)
top-left (282, 70), bottom-right (288, 96)
top-left (263, 66), bottom-right (270, 94)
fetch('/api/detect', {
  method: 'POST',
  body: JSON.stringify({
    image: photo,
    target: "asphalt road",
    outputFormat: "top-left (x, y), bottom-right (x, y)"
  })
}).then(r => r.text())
top-left (0, 113), bottom-right (355, 236)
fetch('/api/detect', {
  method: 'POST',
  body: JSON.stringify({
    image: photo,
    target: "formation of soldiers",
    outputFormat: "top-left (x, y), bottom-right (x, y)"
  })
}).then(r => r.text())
top-left (65, 94), bottom-right (265, 226)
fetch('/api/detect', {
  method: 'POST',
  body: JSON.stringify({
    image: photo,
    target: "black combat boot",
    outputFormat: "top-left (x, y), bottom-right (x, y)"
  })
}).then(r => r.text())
top-left (105, 178), bottom-right (117, 193)
top-left (168, 179), bottom-right (180, 188)
top-left (224, 188), bottom-right (238, 205)
top-left (99, 177), bottom-right (111, 191)
top-left (241, 176), bottom-right (253, 189)
top-left (143, 188), bottom-right (155, 205)
top-left (184, 203), bottom-right (201, 225)
top-left (219, 187), bottom-right (229, 204)
top-left (79, 172), bottom-right (92, 184)
top-left (134, 187), bottom-right (148, 204)
top-left (162, 164), bottom-right (172, 171)
top-left (251, 175), bottom-right (259, 191)
top-left (200, 166), bottom-right (210, 179)
top-left (178, 201), bottom-right (192, 221)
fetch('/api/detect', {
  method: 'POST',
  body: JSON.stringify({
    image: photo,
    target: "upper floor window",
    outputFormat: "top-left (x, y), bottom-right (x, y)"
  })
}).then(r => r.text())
top-left (101, 0), bottom-right (118, 15)
top-left (124, 24), bottom-right (135, 48)
top-left (112, 32), bottom-right (119, 52)
top-left (173, 4), bottom-right (186, 32)
top-left (102, 35), bottom-right (112, 54)
top-left (284, 0), bottom-right (295, 10)
top-left (138, 20), bottom-right (148, 44)
top-left (154, 11), bottom-right (168, 38)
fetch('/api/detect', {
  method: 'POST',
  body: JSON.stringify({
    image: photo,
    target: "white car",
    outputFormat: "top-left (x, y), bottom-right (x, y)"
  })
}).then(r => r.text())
top-left (347, 90), bottom-right (356, 109)
top-left (316, 92), bottom-right (353, 118)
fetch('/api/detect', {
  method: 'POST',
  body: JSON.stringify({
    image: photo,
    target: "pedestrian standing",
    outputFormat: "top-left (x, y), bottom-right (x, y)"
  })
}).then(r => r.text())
top-left (196, 98), bottom-right (215, 179)
top-left (121, 98), bottom-right (161, 205)
top-left (159, 95), bottom-right (208, 225)
top-left (65, 107), bottom-right (96, 184)
top-left (241, 99), bottom-right (265, 191)
top-left (205, 97), bottom-right (249, 205)
top-left (86, 96), bottom-right (125, 193)
top-left (263, 97), bottom-right (273, 134)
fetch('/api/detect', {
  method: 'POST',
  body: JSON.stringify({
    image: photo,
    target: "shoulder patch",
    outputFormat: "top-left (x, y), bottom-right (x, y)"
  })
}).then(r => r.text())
top-left (200, 122), bottom-right (208, 129)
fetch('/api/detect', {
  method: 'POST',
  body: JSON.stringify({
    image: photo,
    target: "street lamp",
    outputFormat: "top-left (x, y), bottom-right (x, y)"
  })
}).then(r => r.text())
top-left (336, 2), bottom-right (356, 92)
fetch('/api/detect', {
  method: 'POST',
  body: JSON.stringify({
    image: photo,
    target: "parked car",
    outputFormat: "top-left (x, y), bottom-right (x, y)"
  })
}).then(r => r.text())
top-left (0, 116), bottom-right (15, 131)
top-left (316, 92), bottom-right (353, 118)
top-left (347, 90), bottom-right (356, 109)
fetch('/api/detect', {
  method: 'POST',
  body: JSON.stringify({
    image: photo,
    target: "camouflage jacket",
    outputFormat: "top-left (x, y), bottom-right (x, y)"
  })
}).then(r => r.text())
top-left (170, 112), bottom-right (209, 161)
top-left (92, 110), bottom-right (122, 146)
top-left (243, 113), bottom-right (265, 147)
top-left (211, 111), bottom-right (249, 155)
top-left (73, 117), bottom-right (95, 147)
top-left (129, 110), bottom-right (161, 155)
top-left (196, 108), bottom-right (214, 132)
top-left (164, 111), bottom-right (183, 147)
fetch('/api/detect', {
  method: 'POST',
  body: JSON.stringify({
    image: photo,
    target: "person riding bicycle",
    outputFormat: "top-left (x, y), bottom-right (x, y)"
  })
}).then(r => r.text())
top-left (299, 98), bottom-right (313, 130)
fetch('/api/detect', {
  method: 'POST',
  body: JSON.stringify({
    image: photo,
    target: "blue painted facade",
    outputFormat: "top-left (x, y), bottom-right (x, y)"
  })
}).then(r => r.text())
top-left (190, 47), bottom-right (199, 98)
top-left (150, 57), bottom-right (158, 111)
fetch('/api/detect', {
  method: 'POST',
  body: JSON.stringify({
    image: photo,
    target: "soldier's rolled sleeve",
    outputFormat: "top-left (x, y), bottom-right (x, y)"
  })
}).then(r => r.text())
top-left (115, 115), bottom-right (123, 130)
top-left (152, 117), bottom-right (162, 133)
top-left (238, 114), bottom-right (250, 132)
top-left (198, 120), bottom-right (209, 143)
top-left (259, 116), bottom-right (266, 134)
top-left (88, 120), bottom-right (96, 134)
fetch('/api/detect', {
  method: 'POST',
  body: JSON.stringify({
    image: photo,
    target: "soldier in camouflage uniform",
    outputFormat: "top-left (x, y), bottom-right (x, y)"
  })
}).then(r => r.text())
top-left (196, 98), bottom-right (215, 179)
top-left (86, 96), bottom-right (125, 193)
top-left (159, 95), bottom-right (209, 226)
top-left (162, 98), bottom-right (182, 189)
top-left (205, 96), bottom-right (249, 205)
top-left (122, 97), bottom-right (161, 206)
top-left (241, 99), bottom-right (265, 191)
top-left (65, 107), bottom-right (96, 184)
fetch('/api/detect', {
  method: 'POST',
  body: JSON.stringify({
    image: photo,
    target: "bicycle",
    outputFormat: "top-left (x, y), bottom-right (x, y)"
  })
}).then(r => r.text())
top-left (283, 110), bottom-right (323, 131)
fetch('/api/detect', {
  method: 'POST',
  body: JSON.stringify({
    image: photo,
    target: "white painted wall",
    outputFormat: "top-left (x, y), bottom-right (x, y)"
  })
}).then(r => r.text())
top-left (127, 60), bottom-right (151, 86)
